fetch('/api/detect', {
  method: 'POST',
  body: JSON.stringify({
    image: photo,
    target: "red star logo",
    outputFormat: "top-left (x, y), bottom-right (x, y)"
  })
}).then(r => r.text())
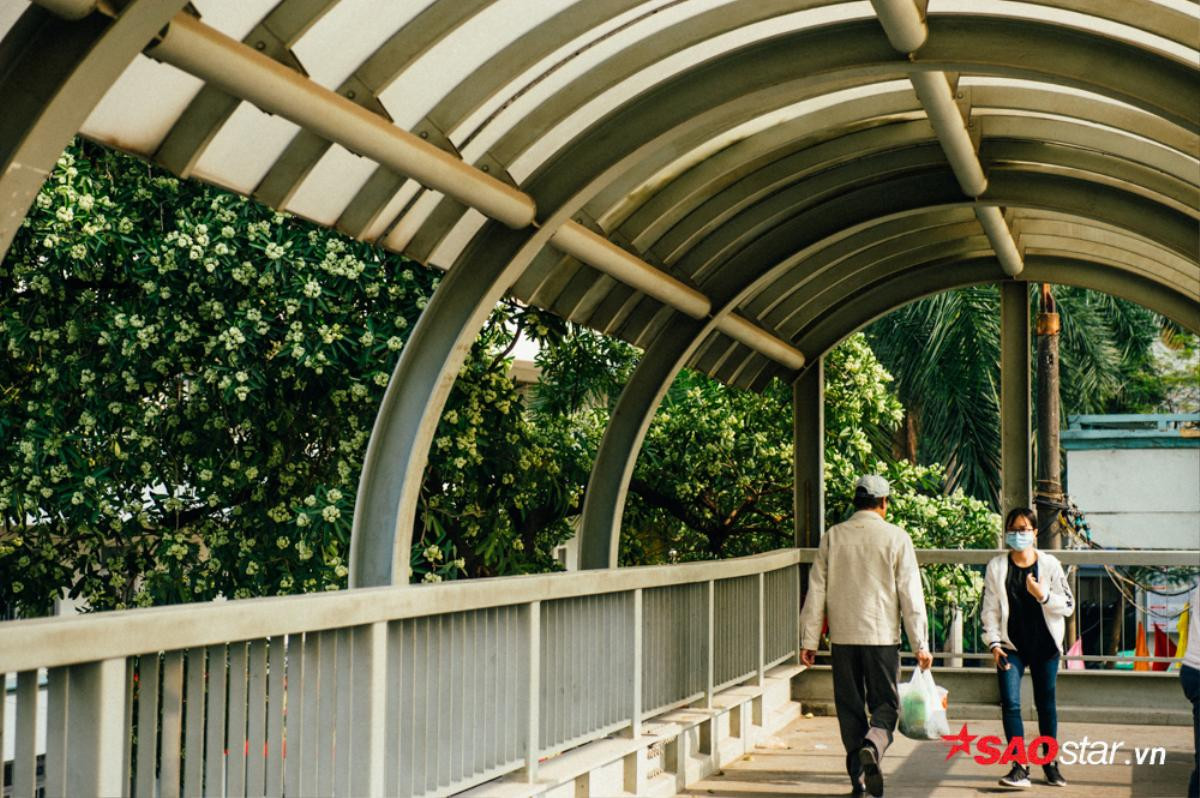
top-left (942, 723), bottom-right (977, 760)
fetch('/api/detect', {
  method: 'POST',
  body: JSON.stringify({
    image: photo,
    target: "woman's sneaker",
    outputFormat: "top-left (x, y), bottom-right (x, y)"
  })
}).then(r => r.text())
top-left (999, 763), bottom-right (1031, 788)
top-left (1043, 761), bottom-right (1068, 787)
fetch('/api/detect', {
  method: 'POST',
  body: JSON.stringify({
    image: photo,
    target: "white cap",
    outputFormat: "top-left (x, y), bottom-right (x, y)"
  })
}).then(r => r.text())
top-left (854, 474), bottom-right (891, 498)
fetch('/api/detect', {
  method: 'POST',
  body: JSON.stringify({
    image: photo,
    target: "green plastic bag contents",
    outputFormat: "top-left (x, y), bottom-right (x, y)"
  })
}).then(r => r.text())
top-left (898, 668), bottom-right (950, 740)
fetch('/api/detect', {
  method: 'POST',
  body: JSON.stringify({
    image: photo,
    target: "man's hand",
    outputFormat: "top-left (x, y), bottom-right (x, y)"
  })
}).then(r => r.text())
top-left (916, 649), bottom-right (933, 671)
top-left (1025, 573), bottom-right (1047, 602)
top-left (800, 649), bottom-right (816, 667)
top-left (991, 646), bottom-right (1010, 671)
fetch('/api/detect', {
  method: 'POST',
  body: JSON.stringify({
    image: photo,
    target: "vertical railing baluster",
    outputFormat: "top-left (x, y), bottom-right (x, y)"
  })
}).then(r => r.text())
top-left (463, 612), bottom-right (477, 782)
top-left (441, 614), bottom-right (456, 789)
top-left (472, 612), bottom-right (484, 778)
top-left (63, 659), bottom-right (128, 797)
top-left (204, 645), bottom-right (228, 798)
top-left (13, 670), bottom-right (38, 798)
top-left (245, 640), bottom-right (268, 798)
top-left (400, 621), bottom-right (417, 798)
top-left (333, 628), bottom-right (353, 797)
top-left (136, 655), bottom-right (161, 798)
top-left (556, 601), bottom-right (564, 748)
top-left (585, 597), bottom-right (594, 740)
top-left (630, 589), bottom-right (643, 737)
top-left (705, 580), bottom-right (715, 707)
top-left (757, 572), bottom-right (766, 685)
top-left (411, 619), bottom-right (428, 796)
top-left (430, 616), bottom-right (444, 793)
top-left (159, 651), bottom-right (185, 798)
top-left (299, 632), bottom-right (321, 793)
top-left (524, 601), bottom-right (541, 781)
top-left (386, 621), bottom-right (407, 798)
top-left (795, 563), bottom-right (803, 662)
top-left (226, 642), bottom-right (249, 798)
top-left (482, 607), bottom-right (496, 772)
top-left (183, 648), bottom-right (206, 798)
top-left (283, 635), bottom-right (304, 796)
top-left (447, 613), bottom-right (461, 787)
top-left (350, 622), bottom-right (388, 798)
top-left (316, 631), bottom-right (337, 797)
top-left (44, 665), bottom-right (68, 796)
top-left (508, 608), bottom-right (519, 765)
top-left (265, 637), bottom-right (285, 798)
top-left (123, 659), bottom-right (136, 798)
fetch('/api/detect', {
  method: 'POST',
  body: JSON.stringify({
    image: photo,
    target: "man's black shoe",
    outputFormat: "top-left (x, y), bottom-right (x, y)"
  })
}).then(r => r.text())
top-left (857, 744), bottom-right (884, 797)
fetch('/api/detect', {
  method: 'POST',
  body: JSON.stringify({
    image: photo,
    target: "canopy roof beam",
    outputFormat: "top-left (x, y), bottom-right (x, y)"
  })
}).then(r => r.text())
top-left (146, 12), bottom-right (536, 230)
top-left (138, 10), bottom-right (806, 372)
top-left (873, 0), bottom-right (1025, 277)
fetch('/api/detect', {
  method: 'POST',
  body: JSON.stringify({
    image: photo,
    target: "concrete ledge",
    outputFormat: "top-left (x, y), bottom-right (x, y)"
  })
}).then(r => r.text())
top-left (793, 664), bottom-right (1191, 727)
top-left (459, 664), bottom-right (805, 797)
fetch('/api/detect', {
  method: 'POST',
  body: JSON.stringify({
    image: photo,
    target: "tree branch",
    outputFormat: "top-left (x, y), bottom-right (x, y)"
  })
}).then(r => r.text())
top-left (628, 477), bottom-right (718, 536)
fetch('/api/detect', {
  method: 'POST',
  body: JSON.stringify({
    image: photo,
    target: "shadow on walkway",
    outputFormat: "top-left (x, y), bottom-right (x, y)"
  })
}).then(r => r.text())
top-left (680, 716), bottom-right (1194, 798)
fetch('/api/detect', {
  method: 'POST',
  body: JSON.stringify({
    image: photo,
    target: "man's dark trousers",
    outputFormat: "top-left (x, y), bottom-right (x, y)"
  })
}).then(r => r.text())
top-left (831, 643), bottom-right (901, 783)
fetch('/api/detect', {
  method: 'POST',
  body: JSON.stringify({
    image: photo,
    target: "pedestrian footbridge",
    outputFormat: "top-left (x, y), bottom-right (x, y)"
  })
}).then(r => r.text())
top-left (1, 0), bottom-right (1197, 796)
top-left (1, 549), bottom-right (1191, 797)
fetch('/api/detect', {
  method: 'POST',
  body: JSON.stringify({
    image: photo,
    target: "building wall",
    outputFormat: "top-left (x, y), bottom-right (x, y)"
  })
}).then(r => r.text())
top-left (1065, 447), bottom-right (1200, 549)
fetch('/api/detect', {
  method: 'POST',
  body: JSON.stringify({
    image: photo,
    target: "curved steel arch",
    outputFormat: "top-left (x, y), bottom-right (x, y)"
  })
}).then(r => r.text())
top-left (577, 254), bottom-right (1196, 568)
top-left (2, 2), bottom-right (1196, 588)
top-left (792, 256), bottom-right (1199, 363)
top-left (572, 162), bottom-right (1197, 567)
top-left (355, 144), bottom-right (1195, 582)
top-left (0, 0), bottom-right (190, 263)
top-left (412, 13), bottom-right (1197, 267)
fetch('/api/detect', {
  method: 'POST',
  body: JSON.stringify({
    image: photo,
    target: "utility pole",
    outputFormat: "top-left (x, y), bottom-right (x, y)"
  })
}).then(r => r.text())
top-left (1034, 284), bottom-right (1076, 647)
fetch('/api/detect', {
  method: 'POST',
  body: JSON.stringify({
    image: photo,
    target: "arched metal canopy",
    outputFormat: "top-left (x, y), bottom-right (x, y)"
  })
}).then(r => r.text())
top-left (1, 0), bottom-right (1197, 586)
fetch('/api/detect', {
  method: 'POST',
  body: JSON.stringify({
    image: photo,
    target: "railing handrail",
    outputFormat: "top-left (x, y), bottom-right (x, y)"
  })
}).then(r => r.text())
top-left (3, 546), bottom-right (1192, 672)
top-left (0, 548), bottom-right (799, 672)
top-left (797, 547), bottom-right (1200, 567)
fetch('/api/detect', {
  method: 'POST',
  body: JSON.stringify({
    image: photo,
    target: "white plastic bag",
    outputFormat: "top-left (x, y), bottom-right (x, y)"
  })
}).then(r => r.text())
top-left (897, 668), bottom-right (950, 740)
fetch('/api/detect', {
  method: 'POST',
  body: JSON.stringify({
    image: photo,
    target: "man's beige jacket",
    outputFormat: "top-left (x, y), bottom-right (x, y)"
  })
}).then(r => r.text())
top-left (799, 509), bottom-right (929, 651)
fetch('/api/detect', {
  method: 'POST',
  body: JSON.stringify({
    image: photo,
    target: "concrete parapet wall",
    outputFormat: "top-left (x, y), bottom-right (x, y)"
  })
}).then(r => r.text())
top-left (792, 665), bottom-right (1191, 727)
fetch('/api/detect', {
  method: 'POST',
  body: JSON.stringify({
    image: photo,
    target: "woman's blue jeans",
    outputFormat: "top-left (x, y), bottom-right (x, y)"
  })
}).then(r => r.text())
top-left (997, 648), bottom-right (1059, 757)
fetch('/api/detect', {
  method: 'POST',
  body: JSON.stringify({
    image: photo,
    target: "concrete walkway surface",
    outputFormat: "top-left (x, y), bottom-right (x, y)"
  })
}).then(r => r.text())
top-left (680, 715), bottom-right (1195, 798)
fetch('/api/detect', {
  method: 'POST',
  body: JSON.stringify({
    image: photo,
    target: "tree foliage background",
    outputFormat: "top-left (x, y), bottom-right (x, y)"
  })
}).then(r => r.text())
top-left (867, 286), bottom-right (1194, 506)
top-left (3, 142), bottom-right (997, 618)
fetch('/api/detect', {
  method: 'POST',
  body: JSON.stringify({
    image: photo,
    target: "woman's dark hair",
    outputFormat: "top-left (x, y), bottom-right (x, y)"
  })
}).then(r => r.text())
top-left (1004, 507), bottom-right (1038, 531)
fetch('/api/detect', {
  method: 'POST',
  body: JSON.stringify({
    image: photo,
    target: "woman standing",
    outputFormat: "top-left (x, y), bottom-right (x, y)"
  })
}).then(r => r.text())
top-left (981, 507), bottom-right (1075, 789)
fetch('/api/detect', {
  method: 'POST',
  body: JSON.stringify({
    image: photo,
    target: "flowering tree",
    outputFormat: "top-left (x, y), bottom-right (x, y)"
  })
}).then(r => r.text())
top-left (617, 335), bottom-right (995, 610)
top-left (1, 141), bottom-right (995, 619)
top-left (1, 143), bottom-right (450, 612)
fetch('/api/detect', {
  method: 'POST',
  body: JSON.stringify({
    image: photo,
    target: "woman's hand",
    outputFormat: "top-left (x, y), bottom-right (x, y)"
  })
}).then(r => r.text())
top-left (1025, 573), bottom-right (1047, 602)
top-left (992, 646), bottom-right (1010, 670)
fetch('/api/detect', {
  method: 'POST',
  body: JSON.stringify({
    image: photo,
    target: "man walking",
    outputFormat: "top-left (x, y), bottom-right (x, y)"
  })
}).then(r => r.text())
top-left (800, 475), bottom-right (933, 797)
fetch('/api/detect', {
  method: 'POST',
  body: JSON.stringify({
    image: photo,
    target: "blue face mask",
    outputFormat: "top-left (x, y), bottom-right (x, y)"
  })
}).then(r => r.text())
top-left (1006, 531), bottom-right (1035, 551)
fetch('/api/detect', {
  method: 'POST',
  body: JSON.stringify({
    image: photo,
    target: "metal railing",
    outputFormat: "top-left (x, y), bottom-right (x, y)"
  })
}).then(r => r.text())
top-left (0, 550), bottom-right (802, 798)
